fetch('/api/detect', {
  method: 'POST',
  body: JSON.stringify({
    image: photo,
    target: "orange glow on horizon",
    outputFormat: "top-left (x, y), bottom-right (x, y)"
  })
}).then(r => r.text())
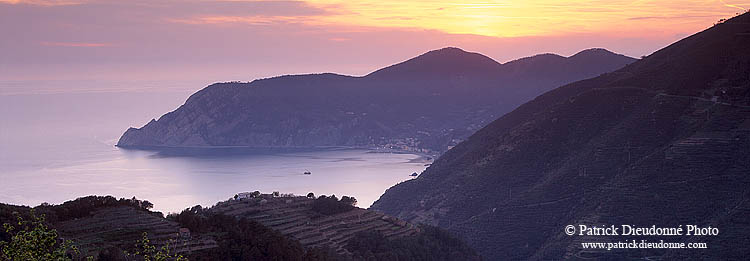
top-left (6, 0), bottom-right (747, 38)
top-left (305, 0), bottom-right (749, 37)
top-left (165, 0), bottom-right (749, 38)
top-left (3, 0), bottom-right (749, 81)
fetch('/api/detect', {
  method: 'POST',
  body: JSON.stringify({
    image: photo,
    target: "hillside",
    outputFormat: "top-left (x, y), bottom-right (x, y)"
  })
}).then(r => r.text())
top-left (211, 194), bottom-right (420, 256)
top-left (57, 206), bottom-right (217, 257)
top-left (1, 194), bottom-right (478, 260)
top-left (117, 48), bottom-right (634, 155)
top-left (371, 12), bottom-right (750, 260)
top-left (176, 193), bottom-right (479, 260)
top-left (0, 196), bottom-right (222, 259)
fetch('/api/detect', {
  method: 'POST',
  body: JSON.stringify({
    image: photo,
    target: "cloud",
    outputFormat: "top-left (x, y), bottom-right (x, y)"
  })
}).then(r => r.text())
top-left (720, 0), bottom-right (748, 11)
top-left (628, 15), bottom-right (720, 20)
top-left (289, 0), bottom-right (747, 37)
top-left (173, 0), bottom-right (332, 17)
top-left (40, 41), bottom-right (112, 47)
top-left (374, 16), bottom-right (414, 21)
top-left (0, 0), bottom-right (82, 6)
top-left (2, 0), bottom-right (747, 85)
top-left (328, 37), bottom-right (350, 42)
top-left (163, 1), bottom-right (338, 27)
top-left (5, 0), bottom-right (744, 38)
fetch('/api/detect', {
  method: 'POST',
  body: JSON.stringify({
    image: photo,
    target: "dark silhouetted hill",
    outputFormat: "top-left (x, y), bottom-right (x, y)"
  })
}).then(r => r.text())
top-left (117, 47), bottom-right (634, 155)
top-left (371, 12), bottom-right (750, 260)
top-left (0, 194), bottom-right (479, 260)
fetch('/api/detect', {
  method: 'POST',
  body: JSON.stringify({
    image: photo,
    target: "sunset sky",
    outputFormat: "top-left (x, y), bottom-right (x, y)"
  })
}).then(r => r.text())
top-left (1, 0), bottom-right (747, 93)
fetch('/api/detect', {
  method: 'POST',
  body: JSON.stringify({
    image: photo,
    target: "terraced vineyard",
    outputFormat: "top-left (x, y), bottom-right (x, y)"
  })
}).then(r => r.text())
top-left (56, 206), bottom-right (217, 257)
top-left (212, 195), bottom-right (419, 256)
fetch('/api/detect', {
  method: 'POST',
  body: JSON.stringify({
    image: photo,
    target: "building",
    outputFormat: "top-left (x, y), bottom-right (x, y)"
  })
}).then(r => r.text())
top-left (179, 228), bottom-right (191, 239)
top-left (237, 192), bottom-right (254, 200)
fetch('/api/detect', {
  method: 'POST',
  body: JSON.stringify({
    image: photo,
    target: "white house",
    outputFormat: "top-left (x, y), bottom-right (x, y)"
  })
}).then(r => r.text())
top-left (237, 192), bottom-right (254, 200)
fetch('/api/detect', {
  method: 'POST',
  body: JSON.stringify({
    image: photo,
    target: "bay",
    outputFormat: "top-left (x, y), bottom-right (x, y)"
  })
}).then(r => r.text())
top-left (0, 83), bottom-right (426, 213)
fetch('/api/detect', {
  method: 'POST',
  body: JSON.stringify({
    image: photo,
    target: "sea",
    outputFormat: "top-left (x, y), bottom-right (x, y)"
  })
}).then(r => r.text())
top-left (0, 80), bottom-right (427, 214)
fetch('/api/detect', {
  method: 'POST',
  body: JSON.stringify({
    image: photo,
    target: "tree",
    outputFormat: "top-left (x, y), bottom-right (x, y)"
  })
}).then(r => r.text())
top-left (311, 195), bottom-right (355, 215)
top-left (341, 196), bottom-right (357, 206)
top-left (141, 200), bottom-right (154, 210)
top-left (307, 192), bottom-right (315, 198)
top-left (125, 232), bottom-right (185, 261)
top-left (167, 208), bottom-right (320, 260)
top-left (0, 211), bottom-right (80, 261)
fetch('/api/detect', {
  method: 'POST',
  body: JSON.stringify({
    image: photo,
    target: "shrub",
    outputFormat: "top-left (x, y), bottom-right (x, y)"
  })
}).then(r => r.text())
top-left (311, 195), bottom-right (356, 215)
top-left (0, 211), bottom-right (81, 261)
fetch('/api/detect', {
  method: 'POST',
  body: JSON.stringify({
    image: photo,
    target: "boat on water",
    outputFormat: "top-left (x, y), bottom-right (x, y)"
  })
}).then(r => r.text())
top-left (410, 172), bottom-right (418, 177)
top-left (303, 169), bottom-right (312, 175)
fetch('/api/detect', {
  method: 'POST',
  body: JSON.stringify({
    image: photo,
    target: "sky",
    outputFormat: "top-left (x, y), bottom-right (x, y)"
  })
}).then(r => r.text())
top-left (1, 0), bottom-right (748, 93)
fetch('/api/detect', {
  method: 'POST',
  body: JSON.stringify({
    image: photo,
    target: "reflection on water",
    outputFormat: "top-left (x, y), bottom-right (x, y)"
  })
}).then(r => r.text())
top-left (0, 91), bottom-right (427, 213)
top-left (2, 146), bottom-right (426, 214)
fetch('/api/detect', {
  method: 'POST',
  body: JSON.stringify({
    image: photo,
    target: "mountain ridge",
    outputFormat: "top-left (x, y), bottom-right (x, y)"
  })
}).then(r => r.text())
top-left (364, 47), bottom-right (502, 80)
top-left (371, 12), bottom-right (750, 260)
top-left (117, 47), bottom-right (636, 155)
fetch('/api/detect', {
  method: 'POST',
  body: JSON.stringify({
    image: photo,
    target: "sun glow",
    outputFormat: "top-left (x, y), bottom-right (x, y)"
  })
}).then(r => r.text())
top-left (300, 0), bottom-right (749, 37)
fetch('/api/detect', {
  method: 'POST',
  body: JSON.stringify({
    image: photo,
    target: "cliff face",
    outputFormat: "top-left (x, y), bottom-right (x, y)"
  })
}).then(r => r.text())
top-left (117, 48), bottom-right (635, 154)
top-left (371, 13), bottom-right (750, 259)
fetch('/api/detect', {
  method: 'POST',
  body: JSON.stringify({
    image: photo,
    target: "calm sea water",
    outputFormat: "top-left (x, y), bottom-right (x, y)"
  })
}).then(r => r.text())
top-left (0, 82), bottom-right (426, 213)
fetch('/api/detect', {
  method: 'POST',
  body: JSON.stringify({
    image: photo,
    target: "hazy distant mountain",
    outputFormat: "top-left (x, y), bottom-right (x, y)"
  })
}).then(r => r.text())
top-left (372, 13), bottom-right (750, 259)
top-left (117, 47), bottom-right (635, 154)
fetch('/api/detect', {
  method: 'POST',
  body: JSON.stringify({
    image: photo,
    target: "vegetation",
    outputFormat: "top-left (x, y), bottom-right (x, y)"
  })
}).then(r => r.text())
top-left (0, 204), bottom-right (32, 243)
top-left (125, 232), bottom-right (185, 261)
top-left (34, 195), bottom-right (158, 223)
top-left (0, 212), bottom-right (80, 261)
top-left (168, 205), bottom-right (333, 260)
top-left (310, 195), bottom-right (357, 215)
top-left (345, 225), bottom-right (480, 261)
top-left (0, 197), bottom-right (174, 261)
top-left (372, 12), bottom-right (750, 260)
top-left (1, 195), bottom-right (482, 260)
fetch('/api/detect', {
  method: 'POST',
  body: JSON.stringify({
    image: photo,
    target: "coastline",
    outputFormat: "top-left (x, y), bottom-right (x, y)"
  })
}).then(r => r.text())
top-left (117, 144), bottom-right (439, 162)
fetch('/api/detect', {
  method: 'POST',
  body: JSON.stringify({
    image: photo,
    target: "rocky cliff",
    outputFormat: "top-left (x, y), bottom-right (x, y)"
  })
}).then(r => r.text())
top-left (117, 47), bottom-right (635, 154)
